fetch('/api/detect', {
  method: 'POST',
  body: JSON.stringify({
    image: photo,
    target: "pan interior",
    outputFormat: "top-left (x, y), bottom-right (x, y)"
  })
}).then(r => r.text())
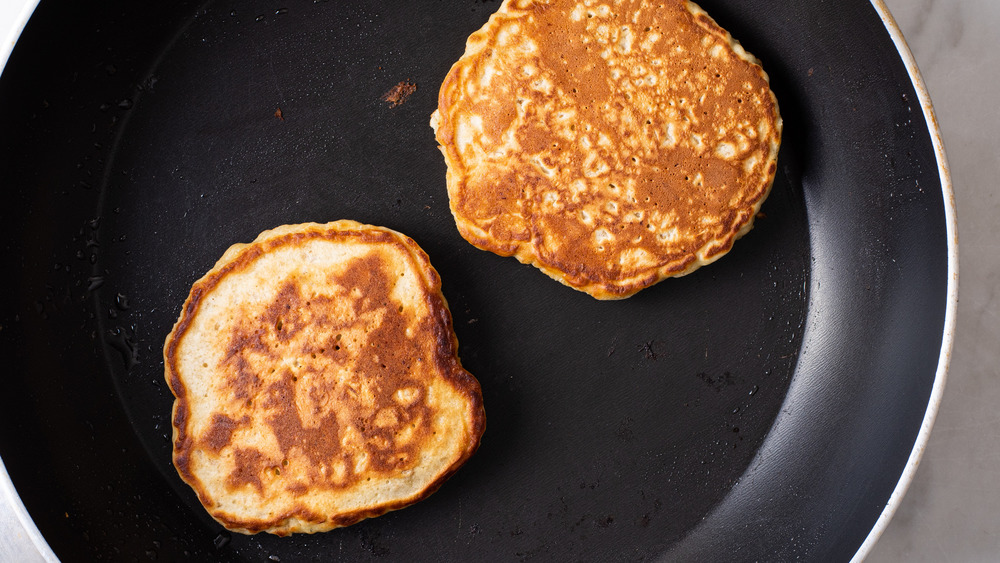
top-left (98, 1), bottom-right (807, 558)
top-left (0, 0), bottom-right (945, 561)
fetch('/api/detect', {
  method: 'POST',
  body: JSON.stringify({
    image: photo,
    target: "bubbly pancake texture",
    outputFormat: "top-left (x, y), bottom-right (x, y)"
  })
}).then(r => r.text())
top-left (431, 0), bottom-right (781, 299)
top-left (164, 221), bottom-right (485, 535)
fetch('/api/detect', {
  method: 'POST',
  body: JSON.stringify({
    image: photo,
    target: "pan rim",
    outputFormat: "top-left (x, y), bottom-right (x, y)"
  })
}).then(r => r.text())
top-left (0, 4), bottom-right (59, 562)
top-left (847, 1), bottom-right (958, 560)
top-left (0, 452), bottom-right (56, 561)
top-left (0, 0), bottom-right (35, 73)
top-left (0, 0), bottom-right (958, 560)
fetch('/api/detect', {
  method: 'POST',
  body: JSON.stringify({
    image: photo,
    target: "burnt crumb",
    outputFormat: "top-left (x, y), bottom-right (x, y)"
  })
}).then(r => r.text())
top-left (515, 546), bottom-right (548, 560)
top-left (212, 532), bottom-right (231, 550)
top-left (638, 340), bottom-right (657, 360)
top-left (696, 371), bottom-right (737, 392)
top-left (274, 107), bottom-right (285, 121)
top-left (615, 417), bottom-right (634, 442)
top-left (382, 80), bottom-right (417, 108)
top-left (597, 515), bottom-right (615, 528)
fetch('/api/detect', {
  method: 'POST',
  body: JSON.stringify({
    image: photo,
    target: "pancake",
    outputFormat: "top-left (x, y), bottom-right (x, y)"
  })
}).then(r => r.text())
top-left (431, 0), bottom-right (782, 299)
top-left (163, 221), bottom-right (485, 535)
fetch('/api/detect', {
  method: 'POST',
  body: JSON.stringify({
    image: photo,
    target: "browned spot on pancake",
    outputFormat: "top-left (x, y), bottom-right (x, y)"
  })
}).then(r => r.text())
top-left (227, 447), bottom-right (268, 494)
top-left (203, 414), bottom-right (248, 454)
top-left (218, 252), bottom-right (435, 491)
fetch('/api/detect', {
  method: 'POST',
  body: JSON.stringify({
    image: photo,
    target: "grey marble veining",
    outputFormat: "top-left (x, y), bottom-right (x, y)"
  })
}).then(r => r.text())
top-left (869, 0), bottom-right (1000, 561)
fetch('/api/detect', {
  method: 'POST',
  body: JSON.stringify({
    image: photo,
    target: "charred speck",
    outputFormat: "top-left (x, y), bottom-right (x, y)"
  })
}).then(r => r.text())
top-left (638, 340), bottom-right (657, 360)
top-left (213, 532), bottom-right (231, 550)
top-left (696, 370), bottom-right (737, 391)
top-left (382, 80), bottom-right (417, 108)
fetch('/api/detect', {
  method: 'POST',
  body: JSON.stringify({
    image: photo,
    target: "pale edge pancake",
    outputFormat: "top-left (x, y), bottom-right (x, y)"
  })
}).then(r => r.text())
top-left (163, 221), bottom-right (485, 535)
top-left (431, 0), bottom-right (782, 299)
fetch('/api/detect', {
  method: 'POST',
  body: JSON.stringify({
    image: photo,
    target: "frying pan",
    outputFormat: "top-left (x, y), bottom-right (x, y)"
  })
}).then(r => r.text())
top-left (0, 0), bottom-right (956, 560)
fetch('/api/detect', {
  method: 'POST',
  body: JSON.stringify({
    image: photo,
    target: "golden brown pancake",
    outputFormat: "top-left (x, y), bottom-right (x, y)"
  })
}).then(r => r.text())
top-left (431, 0), bottom-right (782, 299)
top-left (163, 221), bottom-right (485, 535)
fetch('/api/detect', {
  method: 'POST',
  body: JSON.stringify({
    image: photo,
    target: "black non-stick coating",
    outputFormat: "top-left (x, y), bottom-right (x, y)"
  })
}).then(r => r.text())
top-left (0, 0), bottom-right (948, 561)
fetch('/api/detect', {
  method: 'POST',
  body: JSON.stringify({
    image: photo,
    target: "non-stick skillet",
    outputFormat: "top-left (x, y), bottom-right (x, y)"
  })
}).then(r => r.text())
top-left (0, 0), bottom-right (956, 561)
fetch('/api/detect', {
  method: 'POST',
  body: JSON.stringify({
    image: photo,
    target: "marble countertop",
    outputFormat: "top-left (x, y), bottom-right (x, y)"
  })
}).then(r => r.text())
top-left (1, 0), bottom-right (996, 560)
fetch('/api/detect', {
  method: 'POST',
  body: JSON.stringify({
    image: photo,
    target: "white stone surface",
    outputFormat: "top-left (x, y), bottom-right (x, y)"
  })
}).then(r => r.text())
top-left (868, 0), bottom-right (1000, 561)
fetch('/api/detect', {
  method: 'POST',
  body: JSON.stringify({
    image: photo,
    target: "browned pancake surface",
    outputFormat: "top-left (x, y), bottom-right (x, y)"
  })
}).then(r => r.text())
top-left (164, 221), bottom-right (485, 535)
top-left (432, 0), bottom-right (781, 299)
